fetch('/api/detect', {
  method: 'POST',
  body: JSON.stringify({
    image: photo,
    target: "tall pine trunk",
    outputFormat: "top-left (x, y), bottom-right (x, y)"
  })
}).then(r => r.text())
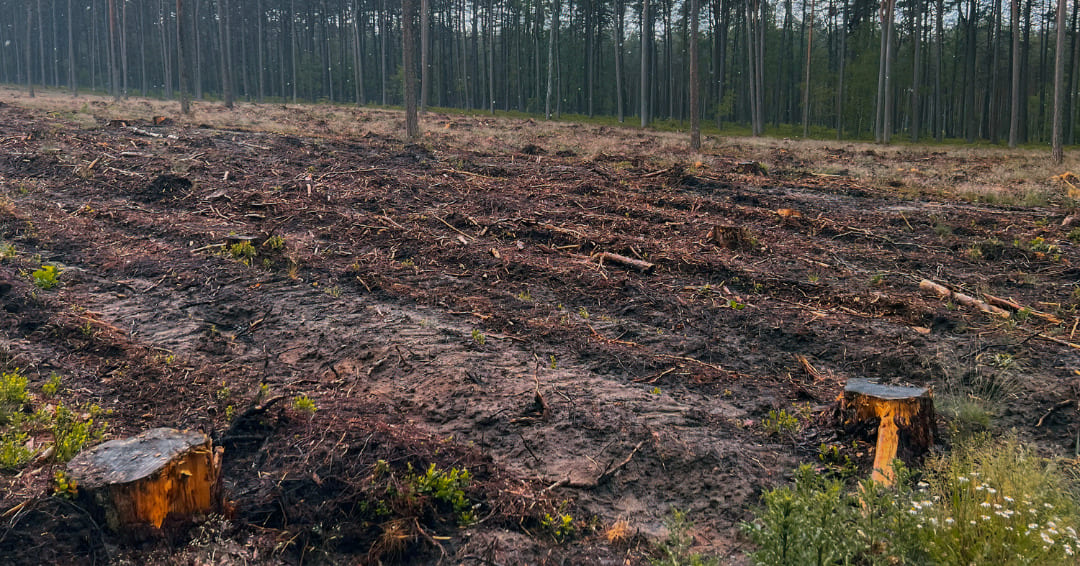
top-left (546, 0), bottom-right (558, 119)
top-left (26, 2), bottom-right (34, 97)
top-left (1053, 0), bottom-right (1066, 162)
top-left (177, 0), bottom-right (191, 113)
top-left (641, 0), bottom-right (650, 127)
top-left (68, 0), bottom-right (76, 95)
top-left (615, 0), bottom-right (625, 122)
top-left (420, 0), bottom-right (430, 111)
top-left (403, 0), bottom-right (419, 138)
top-left (911, 0), bottom-right (922, 142)
top-left (1010, 0), bottom-right (1021, 146)
top-left (690, 0), bottom-right (700, 148)
top-left (218, 0), bottom-right (233, 108)
top-left (802, 0), bottom-right (814, 137)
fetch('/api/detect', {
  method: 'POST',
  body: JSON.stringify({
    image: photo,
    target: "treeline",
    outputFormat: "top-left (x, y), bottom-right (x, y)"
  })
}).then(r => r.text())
top-left (1, 0), bottom-right (1078, 148)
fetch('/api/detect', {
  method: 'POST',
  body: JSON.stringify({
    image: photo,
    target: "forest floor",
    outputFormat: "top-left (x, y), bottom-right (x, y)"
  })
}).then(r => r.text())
top-left (2, 87), bottom-right (1080, 565)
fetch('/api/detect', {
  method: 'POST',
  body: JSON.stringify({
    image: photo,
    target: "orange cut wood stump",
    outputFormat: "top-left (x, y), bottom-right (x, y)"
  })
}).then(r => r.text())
top-left (841, 379), bottom-right (935, 485)
top-left (66, 428), bottom-right (223, 535)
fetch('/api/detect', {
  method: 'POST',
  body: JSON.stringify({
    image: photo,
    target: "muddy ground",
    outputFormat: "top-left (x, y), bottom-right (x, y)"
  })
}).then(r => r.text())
top-left (1, 92), bottom-right (1079, 565)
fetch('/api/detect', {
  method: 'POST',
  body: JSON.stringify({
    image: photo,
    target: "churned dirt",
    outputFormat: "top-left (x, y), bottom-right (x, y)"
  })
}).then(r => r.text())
top-left (1, 88), bottom-right (1079, 564)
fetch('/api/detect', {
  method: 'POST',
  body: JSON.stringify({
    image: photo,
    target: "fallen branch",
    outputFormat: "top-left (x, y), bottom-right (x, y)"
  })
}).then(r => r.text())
top-left (982, 293), bottom-right (1063, 324)
top-left (1036, 399), bottom-right (1075, 427)
top-left (594, 252), bottom-right (655, 274)
top-left (919, 279), bottom-right (1010, 317)
top-left (595, 440), bottom-right (645, 486)
top-left (1034, 333), bottom-right (1080, 351)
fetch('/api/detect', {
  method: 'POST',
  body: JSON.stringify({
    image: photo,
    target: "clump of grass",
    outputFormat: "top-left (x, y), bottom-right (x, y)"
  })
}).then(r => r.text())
top-left (292, 394), bottom-right (318, 416)
top-left (744, 436), bottom-right (1080, 565)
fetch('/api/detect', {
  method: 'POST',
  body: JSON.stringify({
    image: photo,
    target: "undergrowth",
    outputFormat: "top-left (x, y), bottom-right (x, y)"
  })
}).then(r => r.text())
top-left (744, 435), bottom-right (1080, 565)
top-left (0, 368), bottom-right (107, 469)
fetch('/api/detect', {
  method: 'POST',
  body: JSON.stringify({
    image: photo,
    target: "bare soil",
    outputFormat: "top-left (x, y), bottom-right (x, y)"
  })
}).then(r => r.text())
top-left (1, 91), bottom-right (1079, 565)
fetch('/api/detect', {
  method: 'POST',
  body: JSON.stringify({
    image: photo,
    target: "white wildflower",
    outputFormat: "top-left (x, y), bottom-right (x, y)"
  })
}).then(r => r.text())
top-left (1042, 532), bottom-right (1055, 545)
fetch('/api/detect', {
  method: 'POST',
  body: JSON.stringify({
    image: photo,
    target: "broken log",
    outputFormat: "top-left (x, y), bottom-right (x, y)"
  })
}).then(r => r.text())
top-left (67, 428), bottom-right (223, 534)
top-left (918, 279), bottom-right (1010, 317)
top-left (841, 379), bottom-right (935, 485)
top-left (594, 252), bottom-right (655, 274)
top-left (982, 293), bottom-right (1063, 324)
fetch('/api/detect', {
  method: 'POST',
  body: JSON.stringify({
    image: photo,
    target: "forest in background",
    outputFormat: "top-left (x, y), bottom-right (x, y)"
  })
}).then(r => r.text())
top-left (2, 0), bottom-right (1080, 148)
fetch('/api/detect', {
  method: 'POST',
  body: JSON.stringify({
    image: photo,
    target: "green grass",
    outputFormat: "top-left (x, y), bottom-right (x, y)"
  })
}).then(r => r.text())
top-left (744, 435), bottom-right (1080, 565)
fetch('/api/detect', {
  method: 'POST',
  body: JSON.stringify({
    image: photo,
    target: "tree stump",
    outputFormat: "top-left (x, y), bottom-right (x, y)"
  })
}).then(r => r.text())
top-left (841, 379), bottom-right (935, 485)
top-left (707, 225), bottom-right (753, 250)
top-left (66, 428), bottom-right (223, 534)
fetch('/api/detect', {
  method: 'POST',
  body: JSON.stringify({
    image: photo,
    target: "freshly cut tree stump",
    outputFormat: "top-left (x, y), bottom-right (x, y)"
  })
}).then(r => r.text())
top-left (841, 379), bottom-right (935, 485)
top-left (67, 428), bottom-right (223, 533)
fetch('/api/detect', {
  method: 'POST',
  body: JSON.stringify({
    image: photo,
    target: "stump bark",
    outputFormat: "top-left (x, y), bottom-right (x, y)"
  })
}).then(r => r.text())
top-left (67, 428), bottom-right (223, 533)
top-left (841, 379), bottom-right (935, 485)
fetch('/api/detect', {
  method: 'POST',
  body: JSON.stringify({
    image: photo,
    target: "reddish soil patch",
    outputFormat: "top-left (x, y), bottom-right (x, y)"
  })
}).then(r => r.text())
top-left (1, 101), bottom-right (1078, 564)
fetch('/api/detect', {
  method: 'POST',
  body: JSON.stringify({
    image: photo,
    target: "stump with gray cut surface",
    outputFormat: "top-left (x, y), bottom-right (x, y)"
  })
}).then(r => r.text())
top-left (841, 379), bottom-right (935, 485)
top-left (67, 427), bottom-right (223, 534)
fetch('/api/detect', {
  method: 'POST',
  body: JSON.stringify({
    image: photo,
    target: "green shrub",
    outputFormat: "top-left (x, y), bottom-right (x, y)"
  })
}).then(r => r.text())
top-left (651, 508), bottom-right (719, 566)
top-left (0, 370), bottom-right (29, 424)
top-left (762, 409), bottom-right (800, 436)
top-left (407, 462), bottom-right (474, 525)
top-left (31, 264), bottom-right (60, 289)
top-left (50, 402), bottom-right (107, 462)
top-left (0, 428), bottom-right (32, 469)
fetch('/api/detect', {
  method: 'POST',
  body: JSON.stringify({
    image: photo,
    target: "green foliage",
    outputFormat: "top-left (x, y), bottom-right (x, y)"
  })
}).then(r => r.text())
top-left (292, 394), bottom-right (318, 416)
top-left (745, 437), bottom-right (1080, 565)
top-left (53, 470), bottom-right (78, 499)
top-left (762, 409), bottom-right (800, 436)
top-left (542, 510), bottom-right (577, 543)
top-left (0, 242), bottom-right (15, 260)
top-left (50, 402), bottom-right (106, 462)
top-left (1068, 228), bottom-right (1080, 243)
top-left (407, 462), bottom-right (475, 526)
top-left (0, 428), bottom-right (32, 470)
top-left (650, 508), bottom-right (719, 566)
top-left (228, 241), bottom-right (257, 265)
top-left (31, 264), bottom-right (60, 289)
top-left (0, 369), bottom-right (29, 425)
top-left (263, 235), bottom-right (286, 250)
top-left (471, 329), bottom-right (486, 345)
top-left (41, 372), bottom-right (61, 397)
